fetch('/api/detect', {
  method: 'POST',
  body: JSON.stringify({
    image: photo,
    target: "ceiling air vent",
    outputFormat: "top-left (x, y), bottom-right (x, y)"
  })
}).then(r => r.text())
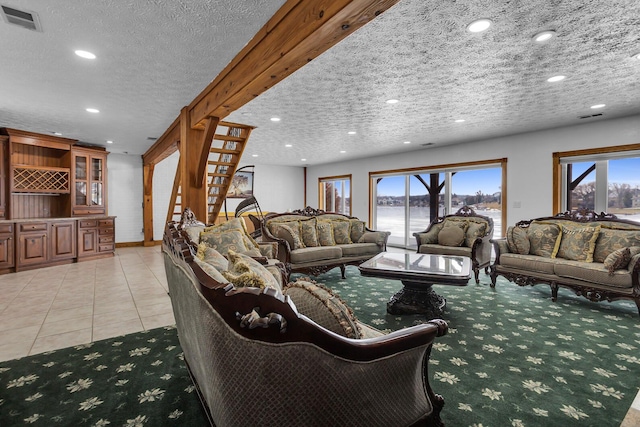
top-left (421, 142), bottom-right (435, 147)
top-left (1, 4), bottom-right (42, 31)
top-left (579, 113), bottom-right (604, 119)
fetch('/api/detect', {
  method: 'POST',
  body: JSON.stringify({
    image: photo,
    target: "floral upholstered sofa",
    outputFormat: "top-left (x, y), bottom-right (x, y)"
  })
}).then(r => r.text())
top-left (163, 211), bottom-right (449, 426)
top-left (261, 207), bottom-right (390, 278)
top-left (413, 206), bottom-right (494, 284)
top-left (490, 210), bottom-right (640, 315)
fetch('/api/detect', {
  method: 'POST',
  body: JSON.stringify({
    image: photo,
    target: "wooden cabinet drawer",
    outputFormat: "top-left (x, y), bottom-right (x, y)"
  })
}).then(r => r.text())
top-left (79, 220), bottom-right (98, 228)
top-left (99, 236), bottom-right (113, 243)
top-left (73, 208), bottom-right (97, 216)
top-left (0, 224), bottom-right (13, 233)
top-left (20, 223), bottom-right (47, 232)
top-left (99, 228), bottom-right (114, 235)
top-left (99, 243), bottom-right (114, 252)
top-left (98, 219), bottom-right (114, 227)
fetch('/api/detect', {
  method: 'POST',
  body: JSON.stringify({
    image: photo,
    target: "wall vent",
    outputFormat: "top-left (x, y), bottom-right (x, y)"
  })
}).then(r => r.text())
top-left (578, 113), bottom-right (604, 119)
top-left (1, 4), bottom-right (42, 31)
top-left (421, 142), bottom-right (435, 147)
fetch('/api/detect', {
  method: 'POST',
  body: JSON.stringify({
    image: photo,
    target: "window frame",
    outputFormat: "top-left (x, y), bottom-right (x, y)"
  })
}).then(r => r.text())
top-left (318, 174), bottom-right (352, 215)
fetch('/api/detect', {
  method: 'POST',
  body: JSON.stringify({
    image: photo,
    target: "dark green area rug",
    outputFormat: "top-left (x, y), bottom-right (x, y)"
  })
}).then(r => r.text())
top-left (1, 268), bottom-right (639, 426)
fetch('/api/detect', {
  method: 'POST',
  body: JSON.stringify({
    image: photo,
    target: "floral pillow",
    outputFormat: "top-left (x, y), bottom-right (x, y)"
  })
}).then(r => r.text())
top-left (419, 222), bottom-right (444, 245)
top-left (603, 246), bottom-right (640, 274)
top-left (506, 226), bottom-right (530, 255)
top-left (275, 224), bottom-right (305, 250)
top-left (464, 221), bottom-right (487, 248)
top-left (300, 218), bottom-right (319, 247)
top-left (316, 220), bottom-right (335, 246)
top-left (332, 220), bottom-right (352, 244)
top-left (593, 229), bottom-right (640, 263)
top-left (199, 229), bottom-right (248, 255)
top-left (222, 250), bottom-right (280, 290)
top-left (437, 221), bottom-right (468, 247)
top-left (556, 226), bottom-right (600, 262)
top-left (196, 243), bottom-right (228, 270)
top-left (350, 220), bottom-right (366, 243)
top-left (527, 222), bottom-right (561, 258)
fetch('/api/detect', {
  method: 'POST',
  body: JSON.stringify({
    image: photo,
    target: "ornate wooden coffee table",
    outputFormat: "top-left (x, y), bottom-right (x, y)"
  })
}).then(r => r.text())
top-left (359, 252), bottom-right (471, 319)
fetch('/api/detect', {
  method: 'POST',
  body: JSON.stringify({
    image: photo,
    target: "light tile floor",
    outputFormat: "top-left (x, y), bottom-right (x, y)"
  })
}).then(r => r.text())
top-left (0, 246), bottom-right (173, 362)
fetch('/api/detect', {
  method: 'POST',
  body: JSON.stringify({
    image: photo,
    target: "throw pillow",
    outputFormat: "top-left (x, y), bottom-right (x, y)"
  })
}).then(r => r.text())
top-left (316, 220), bottom-right (336, 246)
top-left (556, 225), bottom-right (601, 262)
top-left (604, 247), bottom-right (631, 275)
top-left (300, 218), bottom-right (319, 247)
top-left (194, 257), bottom-right (230, 284)
top-left (332, 220), bottom-right (352, 244)
top-left (222, 250), bottom-right (280, 290)
top-left (350, 220), bottom-right (366, 243)
top-left (527, 222), bottom-right (562, 258)
top-left (437, 221), bottom-right (468, 247)
top-left (201, 217), bottom-right (259, 252)
top-left (506, 226), bottom-right (530, 254)
top-left (184, 225), bottom-right (204, 244)
top-left (593, 228), bottom-right (640, 263)
top-left (196, 243), bottom-right (228, 271)
top-left (357, 231), bottom-right (390, 246)
top-left (283, 278), bottom-right (361, 339)
top-left (199, 229), bottom-right (248, 255)
top-left (275, 224), bottom-right (305, 250)
top-left (464, 221), bottom-right (488, 248)
top-left (258, 242), bottom-right (278, 259)
top-left (418, 222), bottom-right (444, 245)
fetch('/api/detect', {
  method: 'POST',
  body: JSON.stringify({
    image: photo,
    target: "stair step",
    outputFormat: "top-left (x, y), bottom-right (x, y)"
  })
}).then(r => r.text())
top-left (213, 134), bottom-right (244, 142)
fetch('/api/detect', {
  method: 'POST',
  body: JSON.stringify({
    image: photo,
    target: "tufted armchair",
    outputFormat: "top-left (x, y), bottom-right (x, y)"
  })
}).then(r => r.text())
top-left (414, 206), bottom-right (494, 284)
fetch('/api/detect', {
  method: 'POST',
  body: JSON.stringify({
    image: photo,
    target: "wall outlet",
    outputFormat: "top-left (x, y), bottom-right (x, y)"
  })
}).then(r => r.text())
top-left (513, 201), bottom-right (521, 208)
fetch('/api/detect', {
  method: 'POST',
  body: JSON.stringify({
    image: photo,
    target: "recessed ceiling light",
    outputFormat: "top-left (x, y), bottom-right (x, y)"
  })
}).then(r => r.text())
top-left (270, 117), bottom-right (281, 122)
top-left (252, 154), bottom-right (259, 157)
top-left (403, 141), bottom-right (411, 144)
top-left (75, 50), bottom-right (96, 59)
top-left (86, 108), bottom-right (100, 113)
top-left (547, 75), bottom-right (566, 82)
top-left (467, 18), bottom-right (492, 33)
top-left (532, 30), bottom-right (556, 43)
top-left (106, 140), bottom-right (113, 144)
top-left (386, 99), bottom-right (399, 104)
top-left (348, 131), bottom-right (356, 135)
top-left (285, 144), bottom-right (292, 148)
top-left (52, 132), bottom-right (62, 136)
top-left (455, 119), bottom-right (466, 123)
top-left (590, 104), bottom-right (606, 109)
top-left (632, 52), bottom-right (640, 60)
top-left (301, 158), bottom-right (306, 161)
top-left (340, 150), bottom-right (346, 153)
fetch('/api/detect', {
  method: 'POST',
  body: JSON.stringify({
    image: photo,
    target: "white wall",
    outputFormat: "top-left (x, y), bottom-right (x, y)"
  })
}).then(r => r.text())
top-left (306, 115), bottom-right (640, 226)
top-left (107, 153), bottom-right (144, 243)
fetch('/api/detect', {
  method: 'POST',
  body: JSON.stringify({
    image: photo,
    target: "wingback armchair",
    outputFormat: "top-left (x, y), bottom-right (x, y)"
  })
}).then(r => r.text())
top-left (413, 206), bottom-right (494, 284)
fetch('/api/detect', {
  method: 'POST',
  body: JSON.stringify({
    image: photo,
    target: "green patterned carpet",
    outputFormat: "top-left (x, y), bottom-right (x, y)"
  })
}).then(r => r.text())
top-left (1, 267), bottom-right (639, 426)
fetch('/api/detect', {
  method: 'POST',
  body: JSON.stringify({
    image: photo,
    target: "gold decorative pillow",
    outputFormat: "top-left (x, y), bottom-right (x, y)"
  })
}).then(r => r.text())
top-left (258, 242), bottom-right (278, 259)
top-left (316, 220), bottom-right (336, 246)
top-left (527, 222), bottom-right (562, 258)
top-left (350, 220), bottom-right (366, 243)
top-left (465, 221), bottom-right (487, 248)
top-left (222, 250), bottom-right (280, 290)
top-left (283, 278), bottom-right (361, 339)
top-left (196, 243), bottom-right (228, 270)
top-left (201, 217), bottom-right (259, 251)
top-left (419, 222), bottom-right (444, 245)
top-left (300, 218), bottom-right (319, 247)
top-left (438, 222), bottom-right (468, 247)
top-left (556, 225), bottom-right (601, 262)
top-left (199, 229), bottom-right (248, 255)
top-left (194, 257), bottom-right (229, 284)
top-left (593, 228), bottom-right (640, 263)
top-left (275, 224), bottom-right (305, 250)
top-left (332, 220), bottom-right (352, 244)
top-left (506, 226), bottom-right (530, 254)
top-left (604, 247), bottom-right (631, 275)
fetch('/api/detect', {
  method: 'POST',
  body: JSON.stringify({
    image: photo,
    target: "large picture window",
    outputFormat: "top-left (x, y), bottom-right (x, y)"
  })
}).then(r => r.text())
top-left (555, 145), bottom-right (640, 222)
top-left (371, 160), bottom-right (506, 249)
top-left (319, 175), bottom-right (351, 215)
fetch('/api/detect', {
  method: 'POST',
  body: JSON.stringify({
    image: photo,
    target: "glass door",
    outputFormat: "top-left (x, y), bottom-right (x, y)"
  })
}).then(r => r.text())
top-left (75, 154), bottom-right (88, 206)
top-left (91, 157), bottom-right (103, 206)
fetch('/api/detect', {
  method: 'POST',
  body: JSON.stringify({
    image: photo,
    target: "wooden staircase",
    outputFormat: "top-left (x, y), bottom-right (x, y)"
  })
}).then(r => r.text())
top-left (166, 120), bottom-right (253, 224)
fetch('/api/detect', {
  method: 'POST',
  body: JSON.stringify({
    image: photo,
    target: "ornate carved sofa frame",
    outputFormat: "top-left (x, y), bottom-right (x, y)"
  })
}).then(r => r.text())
top-left (163, 219), bottom-right (448, 427)
top-left (490, 210), bottom-right (640, 315)
top-left (413, 206), bottom-right (494, 284)
top-left (261, 207), bottom-right (390, 278)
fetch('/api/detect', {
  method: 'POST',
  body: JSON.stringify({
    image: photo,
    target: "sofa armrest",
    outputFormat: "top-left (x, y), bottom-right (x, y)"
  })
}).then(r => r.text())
top-left (471, 233), bottom-right (493, 266)
top-left (490, 238), bottom-right (510, 265)
top-left (360, 230), bottom-right (391, 249)
top-left (260, 226), bottom-right (292, 263)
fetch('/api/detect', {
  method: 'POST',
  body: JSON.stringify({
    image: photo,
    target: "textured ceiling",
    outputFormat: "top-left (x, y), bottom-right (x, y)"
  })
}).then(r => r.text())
top-left (1, 0), bottom-right (639, 166)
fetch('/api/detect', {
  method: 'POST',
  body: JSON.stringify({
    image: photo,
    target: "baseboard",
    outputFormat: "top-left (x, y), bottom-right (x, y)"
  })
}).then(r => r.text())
top-left (115, 240), bottom-right (162, 248)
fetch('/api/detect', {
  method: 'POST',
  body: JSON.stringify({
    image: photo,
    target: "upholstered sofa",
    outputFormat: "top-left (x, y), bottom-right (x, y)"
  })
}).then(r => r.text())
top-left (261, 207), bottom-right (390, 278)
top-left (490, 210), bottom-right (640, 315)
top-left (163, 214), bottom-right (449, 427)
top-left (413, 206), bottom-right (494, 284)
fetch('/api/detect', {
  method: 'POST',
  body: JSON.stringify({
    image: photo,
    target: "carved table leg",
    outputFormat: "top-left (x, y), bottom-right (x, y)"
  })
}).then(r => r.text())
top-left (387, 281), bottom-right (446, 319)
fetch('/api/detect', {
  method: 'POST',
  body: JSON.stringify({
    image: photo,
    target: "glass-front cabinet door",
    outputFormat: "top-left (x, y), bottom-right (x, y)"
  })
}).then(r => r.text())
top-left (71, 148), bottom-right (107, 216)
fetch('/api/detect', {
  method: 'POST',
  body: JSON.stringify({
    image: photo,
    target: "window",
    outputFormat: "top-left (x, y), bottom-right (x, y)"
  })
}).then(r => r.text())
top-left (371, 160), bottom-right (506, 248)
top-left (319, 175), bottom-right (351, 215)
top-left (555, 146), bottom-right (640, 222)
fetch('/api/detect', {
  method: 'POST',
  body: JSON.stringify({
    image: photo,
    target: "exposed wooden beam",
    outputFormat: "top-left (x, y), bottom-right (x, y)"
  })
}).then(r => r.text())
top-left (142, 163), bottom-right (155, 246)
top-left (188, 0), bottom-right (401, 127)
top-left (142, 115), bottom-right (180, 166)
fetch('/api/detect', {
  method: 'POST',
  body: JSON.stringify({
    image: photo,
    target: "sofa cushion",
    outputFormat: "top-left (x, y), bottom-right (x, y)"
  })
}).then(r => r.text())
top-left (465, 221), bottom-right (487, 247)
top-left (506, 226), bottom-right (530, 255)
top-left (332, 220), bottom-right (352, 244)
top-left (300, 218), bottom-right (319, 247)
top-left (275, 224), bottom-right (305, 250)
top-left (196, 243), bottom-right (228, 271)
top-left (438, 222), bottom-right (467, 247)
top-left (556, 225), bottom-right (601, 262)
top-left (593, 228), bottom-right (640, 263)
top-left (553, 260), bottom-right (633, 289)
top-left (337, 243), bottom-right (381, 257)
top-left (222, 250), bottom-right (281, 291)
top-left (350, 219), bottom-right (366, 243)
top-left (527, 222), bottom-right (561, 258)
top-left (193, 257), bottom-right (230, 284)
top-left (499, 253), bottom-right (556, 275)
top-left (316, 220), bottom-right (336, 246)
top-left (283, 278), bottom-right (361, 339)
top-left (418, 222), bottom-right (444, 245)
top-left (200, 229), bottom-right (248, 255)
top-left (418, 244), bottom-right (472, 258)
top-left (290, 246), bottom-right (343, 264)
top-left (604, 246), bottom-right (640, 274)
